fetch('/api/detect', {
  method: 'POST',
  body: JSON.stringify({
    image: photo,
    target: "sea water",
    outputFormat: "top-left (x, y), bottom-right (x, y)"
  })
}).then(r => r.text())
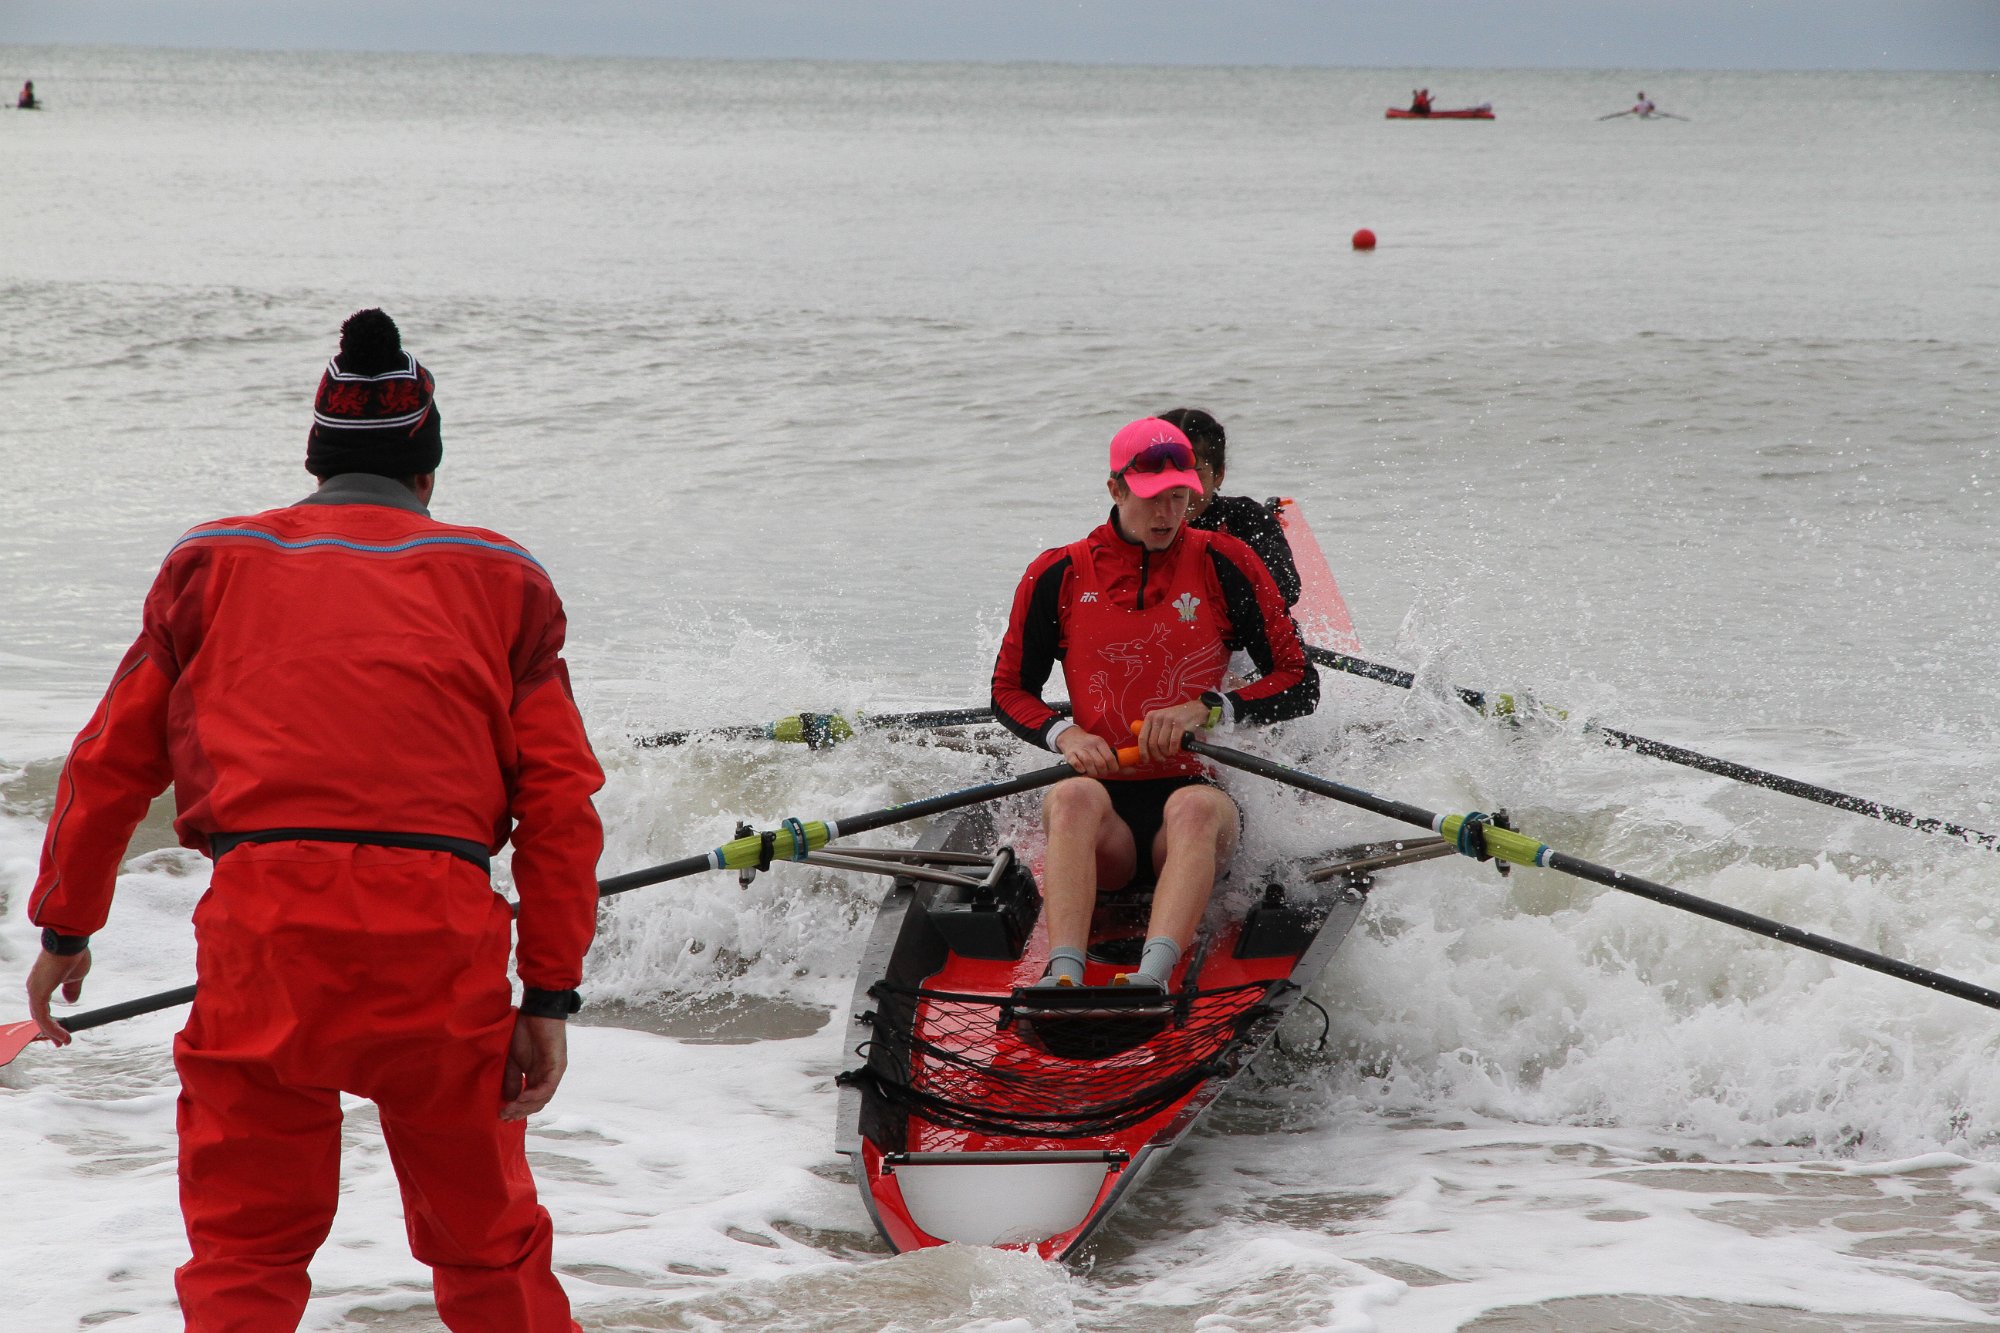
top-left (1, 46), bottom-right (1997, 1331)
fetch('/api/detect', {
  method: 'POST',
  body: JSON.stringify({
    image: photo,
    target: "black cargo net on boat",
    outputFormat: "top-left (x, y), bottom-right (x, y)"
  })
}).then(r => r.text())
top-left (840, 978), bottom-right (1284, 1140)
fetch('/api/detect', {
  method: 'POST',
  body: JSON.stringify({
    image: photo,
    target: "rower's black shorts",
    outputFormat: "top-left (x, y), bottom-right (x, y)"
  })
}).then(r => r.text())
top-left (1102, 775), bottom-right (1237, 875)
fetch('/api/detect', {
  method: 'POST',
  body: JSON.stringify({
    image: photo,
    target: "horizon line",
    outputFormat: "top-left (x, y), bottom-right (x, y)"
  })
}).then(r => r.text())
top-left (2, 38), bottom-right (1995, 76)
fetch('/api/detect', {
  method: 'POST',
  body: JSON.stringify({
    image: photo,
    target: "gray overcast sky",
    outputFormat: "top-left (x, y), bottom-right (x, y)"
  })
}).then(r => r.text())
top-left (5, 1), bottom-right (1998, 70)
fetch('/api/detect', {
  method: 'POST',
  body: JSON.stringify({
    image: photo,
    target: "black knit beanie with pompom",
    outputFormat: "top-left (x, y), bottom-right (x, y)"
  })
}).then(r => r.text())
top-left (305, 309), bottom-right (444, 479)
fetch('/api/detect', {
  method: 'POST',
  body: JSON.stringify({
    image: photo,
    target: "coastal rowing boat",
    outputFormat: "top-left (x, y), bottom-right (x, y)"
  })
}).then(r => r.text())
top-left (831, 502), bottom-right (1450, 1260)
top-left (1385, 106), bottom-right (1494, 120)
top-left (831, 810), bottom-right (1450, 1260)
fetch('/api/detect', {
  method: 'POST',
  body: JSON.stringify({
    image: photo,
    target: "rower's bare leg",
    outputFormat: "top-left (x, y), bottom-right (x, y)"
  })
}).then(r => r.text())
top-left (1040, 778), bottom-right (1138, 979)
top-left (1142, 785), bottom-right (1241, 955)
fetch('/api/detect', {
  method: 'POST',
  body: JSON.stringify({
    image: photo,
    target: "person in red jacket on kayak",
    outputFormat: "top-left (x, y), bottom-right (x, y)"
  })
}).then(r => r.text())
top-left (23, 308), bottom-right (604, 1332)
top-left (992, 418), bottom-right (1317, 993)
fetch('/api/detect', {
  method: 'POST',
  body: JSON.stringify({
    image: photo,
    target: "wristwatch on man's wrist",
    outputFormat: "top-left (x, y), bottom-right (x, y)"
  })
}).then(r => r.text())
top-left (520, 987), bottom-right (583, 1019)
top-left (41, 927), bottom-right (90, 956)
top-left (1198, 690), bottom-right (1226, 730)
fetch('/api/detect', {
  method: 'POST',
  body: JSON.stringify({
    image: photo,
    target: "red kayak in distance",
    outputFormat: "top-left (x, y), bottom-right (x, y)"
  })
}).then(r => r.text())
top-left (1386, 105), bottom-right (1494, 120)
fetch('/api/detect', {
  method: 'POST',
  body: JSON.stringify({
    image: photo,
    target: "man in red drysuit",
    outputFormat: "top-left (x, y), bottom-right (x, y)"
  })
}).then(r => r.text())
top-left (991, 417), bottom-right (1317, 993)
top-left (23, 309), bottom-right (604, 1332)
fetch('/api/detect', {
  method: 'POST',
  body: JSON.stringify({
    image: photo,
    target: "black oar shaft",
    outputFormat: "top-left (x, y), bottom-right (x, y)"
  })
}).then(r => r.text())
top-left (39, 760), bottom-right (1081, 1037)
top-left (635, 711), bottom-right (994, 749)
top-left (1186, 734), bottom-right (1441, 830)
top-left (595, 852), bottom-right (717, 898)
top-left (1307, 645), bottom-right (1998, 853)
top-left (1592, 725), bottom-right (1998, 849)
top-left (1187, 736), bottom-right (2000, 1015)
top-left (599, 761), bottom-right (1074, 898)
top-left (56, 984), bottom-right (198, 1034)
top-left (1308, 646), bottom-right (1487, 709)
top-left (818, 762), bottom-right (1076, 841)
top-left (634, 703), bottom-right (1073, 749)
top-left (1539, 848), bottom-right (2000, 1011)
top-left (635, 723), bottom-right (782, 748)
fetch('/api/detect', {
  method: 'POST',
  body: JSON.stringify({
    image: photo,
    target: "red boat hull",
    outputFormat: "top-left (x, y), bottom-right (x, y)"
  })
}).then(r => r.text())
top-left (842, 858), bottom-right (1321, 1260)
top-left (1385, 107), bottom-right (1494, 120)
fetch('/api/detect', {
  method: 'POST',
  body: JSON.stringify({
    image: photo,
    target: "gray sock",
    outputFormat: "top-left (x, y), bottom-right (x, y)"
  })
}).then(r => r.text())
top-left (1045, 946), bottom-right (1086, 985)
top-left (1138, 936), bottom-right (1181, 985)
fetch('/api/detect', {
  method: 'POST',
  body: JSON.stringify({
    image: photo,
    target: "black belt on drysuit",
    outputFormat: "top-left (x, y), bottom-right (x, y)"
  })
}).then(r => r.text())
top-left (207, 829), bottom-right (492, 874)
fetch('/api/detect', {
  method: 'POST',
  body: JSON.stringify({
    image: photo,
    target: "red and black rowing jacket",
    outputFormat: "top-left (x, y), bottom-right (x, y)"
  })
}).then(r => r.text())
top-left (27, 484), bottom-right (605, 991)
top-left (991, 511), bottom-right (1317, 778)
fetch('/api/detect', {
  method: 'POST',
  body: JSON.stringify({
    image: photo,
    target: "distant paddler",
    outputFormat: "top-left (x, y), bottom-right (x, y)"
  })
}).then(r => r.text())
top-left (1602, 91), bottom-right (1686, 121)
top-left (17, 80), bottom-right (39, 110)
top-left (990, 417), bottom-right (1318, 993)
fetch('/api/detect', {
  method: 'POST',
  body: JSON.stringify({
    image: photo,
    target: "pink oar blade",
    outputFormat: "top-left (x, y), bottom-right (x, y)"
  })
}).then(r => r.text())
top-left (1274, 497), bottom-right (1361, 654)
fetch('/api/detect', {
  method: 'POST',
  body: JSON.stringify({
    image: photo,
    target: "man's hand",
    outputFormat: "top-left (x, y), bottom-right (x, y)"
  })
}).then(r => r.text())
top-left (26, 947), bottom-right (92, 1046)
top-left (1055, 727), bottom-right (1126, 778)
top-left (500, 1012), bottom-right (569, 1121)
top-left (1135, 699), bottom-right (1212, 765)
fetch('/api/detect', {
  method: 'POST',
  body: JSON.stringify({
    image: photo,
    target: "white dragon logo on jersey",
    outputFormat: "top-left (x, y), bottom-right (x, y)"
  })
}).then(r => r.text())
top-left (1083, 623), bottom-right (1227, 725)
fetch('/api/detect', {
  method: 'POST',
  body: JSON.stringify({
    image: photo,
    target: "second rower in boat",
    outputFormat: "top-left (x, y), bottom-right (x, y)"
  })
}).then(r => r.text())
top-left (991, 417), bottom-right (1318, 994)
top-left (1156, 407), bottom-right (1302, 610)
top-left (1633, 91), bottom-right (1657, 117)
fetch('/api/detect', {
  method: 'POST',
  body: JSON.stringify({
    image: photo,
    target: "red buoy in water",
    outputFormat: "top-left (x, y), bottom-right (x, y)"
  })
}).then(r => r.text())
top-left (1352, 228), bottom-right (1377, 251)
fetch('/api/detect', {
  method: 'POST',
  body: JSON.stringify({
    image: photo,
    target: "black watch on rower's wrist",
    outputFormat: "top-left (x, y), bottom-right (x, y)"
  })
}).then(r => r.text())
top-left (519, 987), bottom-right (583, 1019)
top-left (1198, 690), bottom-right (1227, 729)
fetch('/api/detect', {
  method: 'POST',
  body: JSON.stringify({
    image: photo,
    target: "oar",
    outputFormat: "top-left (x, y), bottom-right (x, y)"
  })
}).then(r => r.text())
top-left (0, 984), bottom-right (198, 1067)
top-left (1185, 734), bottom-right (2000, 1014)
top-left (1656, 111), bottom-right (1691, 121)
top-left (1, 754), bottom-right (1118, 1066)
top-left (634, 703), bottom-right (1073, 750)
top-left (645, 646), bottom-right (1996, 851)
top-left (1306, 645), bottom-right (2000, 853)
top-left (1598, 109), bottom-right (1635, 120)
top-left (596, 755), bottom-right (1104, 896)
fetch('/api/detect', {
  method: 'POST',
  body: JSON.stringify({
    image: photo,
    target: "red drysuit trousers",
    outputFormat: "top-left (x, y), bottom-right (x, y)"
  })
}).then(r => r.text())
top-left (170, 842), bottom-right (579, 1332)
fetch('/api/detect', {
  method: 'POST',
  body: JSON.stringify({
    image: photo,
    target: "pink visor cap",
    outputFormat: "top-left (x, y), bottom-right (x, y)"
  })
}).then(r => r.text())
top-left (1108, 418), bottom-right (1203, 498)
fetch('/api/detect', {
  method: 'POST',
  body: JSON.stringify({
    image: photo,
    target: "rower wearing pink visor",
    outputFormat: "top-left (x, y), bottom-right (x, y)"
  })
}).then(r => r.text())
top-left (991, 417), bottom-right (1318, 993)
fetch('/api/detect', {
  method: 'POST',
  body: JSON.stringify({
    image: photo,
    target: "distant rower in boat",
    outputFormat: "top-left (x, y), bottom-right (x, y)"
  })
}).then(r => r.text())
top-left (1409, 88), bottom-right (1432, 116)
top-left (991, 417), bottom-right (1318, 994)
top-left (1634, 91), bottom-right (1657, 117)
top-left (17, 81), bottom-right (38, 110)
top-left (1157, 406), bottom-right (1302, 609)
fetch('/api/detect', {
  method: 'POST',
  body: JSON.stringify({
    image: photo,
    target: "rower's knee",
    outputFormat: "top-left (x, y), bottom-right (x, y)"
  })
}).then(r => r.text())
top-left (1162, 786), bottom-right (1238, 850)
top-left (1044, 777), bottom-right (1111, 832)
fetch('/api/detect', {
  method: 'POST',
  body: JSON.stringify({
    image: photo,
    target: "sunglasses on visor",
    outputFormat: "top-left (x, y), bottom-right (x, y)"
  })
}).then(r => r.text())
top-left (1112, 439), bottom-right (1196, 481)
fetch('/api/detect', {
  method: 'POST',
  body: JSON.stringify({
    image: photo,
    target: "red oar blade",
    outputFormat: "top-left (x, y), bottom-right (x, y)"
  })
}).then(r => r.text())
top-left (0, 1019), bottom-right (47, 1068)
top-left (0, 983), bottom-right (200, 1067)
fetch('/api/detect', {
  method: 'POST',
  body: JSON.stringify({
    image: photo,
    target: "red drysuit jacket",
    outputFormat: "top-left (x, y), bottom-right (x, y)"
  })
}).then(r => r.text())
top-left (28, 492), bottom-right (604, 991)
